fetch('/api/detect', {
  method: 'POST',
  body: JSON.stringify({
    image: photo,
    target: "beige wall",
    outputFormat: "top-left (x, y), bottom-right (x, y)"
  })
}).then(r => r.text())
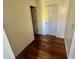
top-left (65, 0), bottom-right (75, 57)
top-left (36, 0), bottom-right (69, 38)
top-left (3, 0), bottom-right (36, 56)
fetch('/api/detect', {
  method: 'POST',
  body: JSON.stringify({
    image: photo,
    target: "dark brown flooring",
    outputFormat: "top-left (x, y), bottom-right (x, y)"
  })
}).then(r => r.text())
top-left (16, 34), bottom-right (67, 59)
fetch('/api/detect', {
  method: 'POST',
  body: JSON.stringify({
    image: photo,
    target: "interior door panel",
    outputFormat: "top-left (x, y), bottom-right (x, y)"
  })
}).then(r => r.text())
top-left (45, 5), bottom-right (58, 36)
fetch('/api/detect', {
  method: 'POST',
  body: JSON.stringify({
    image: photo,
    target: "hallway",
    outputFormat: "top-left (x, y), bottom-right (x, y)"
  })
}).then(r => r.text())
top-left (3, 0), bottom-right (75, 59)
top-left (16, 35), bottom-right (67, 59)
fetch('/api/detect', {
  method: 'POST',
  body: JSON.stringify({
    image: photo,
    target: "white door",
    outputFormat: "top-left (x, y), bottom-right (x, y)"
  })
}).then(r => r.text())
top-left (45, 5), bottom-right (58, 36)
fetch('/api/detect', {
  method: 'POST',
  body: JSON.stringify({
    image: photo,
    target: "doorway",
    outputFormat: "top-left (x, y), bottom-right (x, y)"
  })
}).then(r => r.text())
top-left (30, 6), bottom-right (38, 34)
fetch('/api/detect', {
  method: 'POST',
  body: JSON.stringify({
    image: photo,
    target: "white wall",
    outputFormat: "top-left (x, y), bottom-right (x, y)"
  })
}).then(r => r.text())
top-left (30, 0), bottom-right (37, 7)
top-left (57, 0), bottom-right (69, 38)
top-left (3, 0), bottom-right (36, 56)
top-left (3, 30), bottom-right (15, 59)
top-left (64, 0), bottom-right (75, 58)
top-left (68, 34), bottom-right (75, 59)
top-left (36, 0), bottom-right (69, 38)
top-left (36, 0), bottom-right (43, 34)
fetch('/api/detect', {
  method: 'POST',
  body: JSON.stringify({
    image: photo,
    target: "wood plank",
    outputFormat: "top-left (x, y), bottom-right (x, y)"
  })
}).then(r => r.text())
top-left (16, 35), bottom-right (67, 59)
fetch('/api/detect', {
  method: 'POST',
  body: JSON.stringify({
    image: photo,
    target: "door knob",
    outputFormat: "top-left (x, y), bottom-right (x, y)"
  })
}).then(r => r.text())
top-left (72, 24), bottom-right (75, 28)
top-left (45, 22), bottom-right (47, 24)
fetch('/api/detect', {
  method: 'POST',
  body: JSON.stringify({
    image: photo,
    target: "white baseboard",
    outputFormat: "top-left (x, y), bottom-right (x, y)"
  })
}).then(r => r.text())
top-left (64, 39), bottom-right (69, 59)
top-left (56, 35), bottom-right (64, 38)
top-left (68, 56), bottom-right (74, 59)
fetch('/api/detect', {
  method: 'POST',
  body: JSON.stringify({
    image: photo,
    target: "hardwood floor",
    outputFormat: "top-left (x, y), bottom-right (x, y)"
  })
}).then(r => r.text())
top-left (16, 34), bottom-right (67, 59)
